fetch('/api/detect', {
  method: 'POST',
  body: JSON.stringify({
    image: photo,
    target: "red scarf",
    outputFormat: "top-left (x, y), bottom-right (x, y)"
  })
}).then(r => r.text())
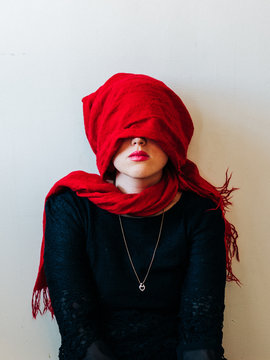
top-left (32, 73), bottom-right (240, 318)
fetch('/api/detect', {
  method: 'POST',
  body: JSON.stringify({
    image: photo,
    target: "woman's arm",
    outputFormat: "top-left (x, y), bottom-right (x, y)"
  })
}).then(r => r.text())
top-left (177, 198), bottom-right (227, 360)
top-left (44, 189), bottom-right (116, 360)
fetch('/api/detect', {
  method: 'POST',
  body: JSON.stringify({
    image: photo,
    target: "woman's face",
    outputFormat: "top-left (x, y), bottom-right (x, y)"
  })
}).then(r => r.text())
top-left (112, 137), bottom-right (168, 180)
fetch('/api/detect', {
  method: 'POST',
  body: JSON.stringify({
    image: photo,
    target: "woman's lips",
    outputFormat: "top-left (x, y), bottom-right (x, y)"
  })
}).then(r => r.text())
top-left (128, 150), bottom-right (149, 161)
top-left (129, 155), bottom-right (149, 161)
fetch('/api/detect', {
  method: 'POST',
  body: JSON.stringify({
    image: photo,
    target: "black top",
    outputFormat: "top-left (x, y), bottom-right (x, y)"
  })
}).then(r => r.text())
top-left (44, 188), bottom-right (227, 360)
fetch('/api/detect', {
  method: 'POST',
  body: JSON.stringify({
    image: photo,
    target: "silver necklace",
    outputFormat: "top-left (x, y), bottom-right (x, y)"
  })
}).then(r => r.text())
top-left (118, 209), bottom-right (165, 292)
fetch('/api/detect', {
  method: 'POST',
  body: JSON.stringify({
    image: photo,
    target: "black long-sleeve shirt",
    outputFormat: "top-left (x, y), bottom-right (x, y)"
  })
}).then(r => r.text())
top-left (44, 188), bottom-right (227, 360)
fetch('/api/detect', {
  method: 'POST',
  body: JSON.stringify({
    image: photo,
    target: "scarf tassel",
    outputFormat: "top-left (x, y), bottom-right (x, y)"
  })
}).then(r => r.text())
top-left (32, 286), bottom-right (54, 319)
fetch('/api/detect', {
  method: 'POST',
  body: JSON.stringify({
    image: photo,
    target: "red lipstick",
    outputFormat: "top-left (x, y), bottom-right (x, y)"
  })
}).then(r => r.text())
top-left (128, 150), bottom-right (149, 161)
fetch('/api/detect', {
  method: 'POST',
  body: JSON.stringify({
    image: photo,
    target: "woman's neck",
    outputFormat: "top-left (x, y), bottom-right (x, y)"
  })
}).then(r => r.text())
top-left (114, 171), bottom-right (163, 194)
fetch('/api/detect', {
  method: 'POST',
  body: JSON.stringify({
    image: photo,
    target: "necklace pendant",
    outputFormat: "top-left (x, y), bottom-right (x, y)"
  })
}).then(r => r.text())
top-left (139, 283), bottom-right (145, 292)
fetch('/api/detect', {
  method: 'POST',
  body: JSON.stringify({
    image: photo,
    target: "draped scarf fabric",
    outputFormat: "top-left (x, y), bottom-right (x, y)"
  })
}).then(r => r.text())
top-left (32, 73), bottom-right (240, 319)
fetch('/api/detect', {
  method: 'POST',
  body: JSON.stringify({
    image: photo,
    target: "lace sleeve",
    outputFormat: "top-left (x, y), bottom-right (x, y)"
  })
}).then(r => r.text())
top-left (177, 199), bottom-right (227, 360)
top-left (43, 190), bottom-right (116, 360)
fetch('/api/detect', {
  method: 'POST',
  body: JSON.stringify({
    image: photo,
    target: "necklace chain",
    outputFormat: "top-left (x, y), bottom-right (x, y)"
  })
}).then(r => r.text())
top-left (118, 209), bottom-right (165, 292)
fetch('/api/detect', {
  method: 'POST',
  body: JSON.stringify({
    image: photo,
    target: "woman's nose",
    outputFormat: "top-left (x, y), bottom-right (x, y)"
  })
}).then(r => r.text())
top-left (131, 137), bottom-right (147, 147)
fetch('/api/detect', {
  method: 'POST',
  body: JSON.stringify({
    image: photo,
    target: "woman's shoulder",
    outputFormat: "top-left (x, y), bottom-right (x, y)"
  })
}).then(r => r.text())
top-left (182, 190), bottom-right (221, 215)
top-left (45, 187), bottom-right (93, 219)
top-left (46, 187), bottom-right (80, 206)
top-left (181, 192), bottom-right (225, 245)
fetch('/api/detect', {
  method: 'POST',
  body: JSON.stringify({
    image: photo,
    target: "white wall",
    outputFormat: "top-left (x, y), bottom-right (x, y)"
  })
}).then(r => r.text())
top-left (1, 1), bottom-right (269, 359)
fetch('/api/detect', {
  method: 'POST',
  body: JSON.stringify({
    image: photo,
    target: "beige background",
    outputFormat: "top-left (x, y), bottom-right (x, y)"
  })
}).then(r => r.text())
top-left (1, 0), bottom-right (269, 359)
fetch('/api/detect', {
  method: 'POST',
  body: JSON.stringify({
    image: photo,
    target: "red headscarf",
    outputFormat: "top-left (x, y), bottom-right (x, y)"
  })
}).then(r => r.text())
top-left (32, 73), bottom-right (240, 318)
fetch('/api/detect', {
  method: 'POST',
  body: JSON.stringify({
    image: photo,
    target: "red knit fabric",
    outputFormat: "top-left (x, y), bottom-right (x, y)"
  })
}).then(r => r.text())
top-left (32, 73), bottom-right (240, 319)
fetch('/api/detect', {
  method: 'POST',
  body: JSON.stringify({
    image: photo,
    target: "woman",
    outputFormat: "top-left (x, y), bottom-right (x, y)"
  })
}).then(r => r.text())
top-left (32, 73), bottom-right (240, 360)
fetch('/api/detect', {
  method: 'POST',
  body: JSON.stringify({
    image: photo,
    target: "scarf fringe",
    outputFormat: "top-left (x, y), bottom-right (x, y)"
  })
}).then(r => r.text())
top-left (216, 169), bottom-right (241, 285)
top-left (32, 287), bottom-right (54, 319)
